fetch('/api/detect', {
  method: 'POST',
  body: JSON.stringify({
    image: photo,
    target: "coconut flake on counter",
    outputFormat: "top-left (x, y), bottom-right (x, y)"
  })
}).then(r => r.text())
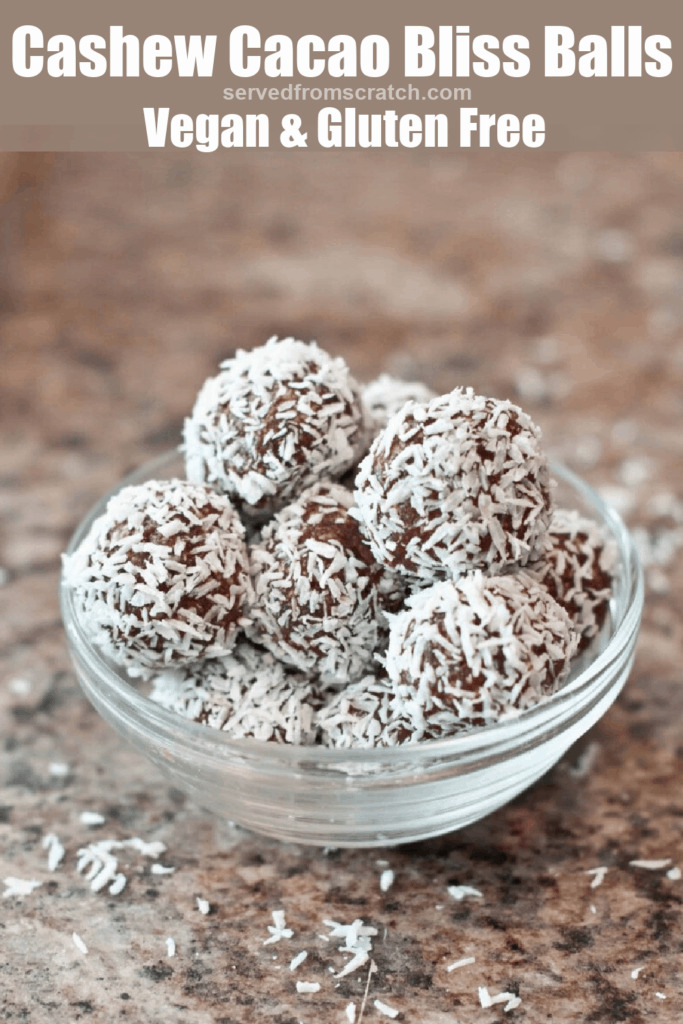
top-left (42, 834), bottom-right (66, 872)
top-left (379, 869), bottom-right (394, 893)
top-left (448, 885), bottom-right (483, 901)
top-left (296, 981), bottom-right (321, 994)
top-left (373, 999), bottom-right (400, 1019)
top-left (290, 950), bottom-right (308, 971)
top-left (3, 877), bottom-right (42, 899)
top-left (150, 863), bottom-right (175, 875)
top-left (586, 866), bottom-right (609, 889)
top-left (323, 918), bottom-right (378, 979)
top-left (80, 811), bottom-right (106, 827)
top-left (196, 897), bottom-right (211, 915)
top-left (629, 858), bottom-right (672, 871)
top-left (76, 836), bottom-right (167, 895)
top-left (479, 987), bottom-right (521, 1012)
top-left (446, 957), bottom-right (476, 972)
top-left (166, 937), bottom-right (176, 958)
top-left (72, 932), bottom-right (88, 955)
top-left (264, 909), bottom-right (294, 945)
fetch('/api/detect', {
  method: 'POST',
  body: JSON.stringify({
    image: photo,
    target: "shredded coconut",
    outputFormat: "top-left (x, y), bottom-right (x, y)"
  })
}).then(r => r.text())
top-left (379, 870), bottom-right (395, 893)
top-left (345, 1003), bottom-right (357, 1023)
top-left (76, 837), bottom-right (166, 895)
top-left (80, 811), bottom-right (106, 827)
top-left (448, 885), bottom-right (483, 901)
top-left (380, 573), bottom-right (577, 742)
top-left (248, 482), bottom-right (381, 686)
top-left (353, 387), bottom-right (551, 581)
top-left (166, 937), bottom-right (176, 958)
top-left (196, 897), bottom-right (211, 915)
top-left (446, 957), bottom-right (476, 972)
top-left (264, 909), bottom-right (293, 945)
top-left (290, 950), bottom-right (308, 971)
top-left (72, 932), bottom-right (88, 955)
top-left (526, 507), bottom-right (616, 650)
top-left (48, 762), bottom-right (70, 777)
top-left (479, 987), bottom-right (521, 1012)
top-left (323, 918), bottom-right (378, 979)
top-left (63, 478), bottom-right (251, 676)
top-left (183, 337), bottom-right (369, 516)
top-left (629, 859), bottom-right (672, 871)
top-left (150, 642), bottom-right (322, 744)
top-left (631, 966), bottom-right (644, 979)
top-left (150, 863), bottom-right (175, 875)
top-left (373, 999), bottom-right (399, 1019)
top-left (586, 866), bottom-right (609, 889)
top-left (3, 877), bottom-right (42, 899)
top-left (296, 981), bottom-right (321, 994)
top-left (666, 866), bottom-right (681, 880)
top-left (42, 833), bottom-right (66, 872)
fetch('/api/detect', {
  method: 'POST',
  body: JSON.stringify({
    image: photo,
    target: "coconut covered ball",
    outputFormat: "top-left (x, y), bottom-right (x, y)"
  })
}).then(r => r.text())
top-left (382, 572), bottom-right (578, 740)
top-left (527, 508), bottom-right (616, 651)
top-left (316, 671), bottom-right (415, 748)
top-left (183, 336), bottom-right (369, 517)
top-left (63, 479), bottom-right (251, 676)
top-left (362, 374), bottom-right (437, 432)
top-left (247, 481), bottom-right (382, 686)
top-left (354, 387), bottom-right (552, 582)
top-left (149, 642), bottom-right (322, 744)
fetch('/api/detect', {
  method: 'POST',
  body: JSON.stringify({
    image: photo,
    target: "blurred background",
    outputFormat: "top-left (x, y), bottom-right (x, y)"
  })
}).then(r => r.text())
top-left (1, 151), bottom-right (682, 591)
top-left (1, 152), bottom-right (682, 1021)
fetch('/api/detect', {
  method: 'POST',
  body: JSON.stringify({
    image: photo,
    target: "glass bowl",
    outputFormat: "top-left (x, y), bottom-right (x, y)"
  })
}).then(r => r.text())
top-left (60, 452), bottom-right (643, 848)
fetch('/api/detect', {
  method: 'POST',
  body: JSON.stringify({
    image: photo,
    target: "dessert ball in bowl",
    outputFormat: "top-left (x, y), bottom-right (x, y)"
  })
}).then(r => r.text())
top-left (61, 449), bottom-right (643, 848)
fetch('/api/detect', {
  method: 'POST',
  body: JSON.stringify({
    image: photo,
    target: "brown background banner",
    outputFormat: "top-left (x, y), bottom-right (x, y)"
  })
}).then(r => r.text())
top-left (0, 0), bottom-right (681, 153)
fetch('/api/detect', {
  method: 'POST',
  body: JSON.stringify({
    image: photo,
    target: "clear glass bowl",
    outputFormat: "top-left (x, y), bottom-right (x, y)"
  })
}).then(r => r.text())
top-left (60, 452), bottom-right (643, 848)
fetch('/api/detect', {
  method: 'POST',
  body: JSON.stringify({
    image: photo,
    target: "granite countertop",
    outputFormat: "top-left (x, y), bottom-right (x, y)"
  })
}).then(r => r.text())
top-left (1, 152), bottom-right (681, 1023)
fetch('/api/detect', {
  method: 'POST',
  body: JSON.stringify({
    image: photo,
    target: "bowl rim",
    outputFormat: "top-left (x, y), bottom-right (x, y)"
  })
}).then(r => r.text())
top-left (60, 450), bottom-right (644, 767)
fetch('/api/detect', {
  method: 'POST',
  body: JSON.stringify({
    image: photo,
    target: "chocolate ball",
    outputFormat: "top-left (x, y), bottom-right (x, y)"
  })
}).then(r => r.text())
top-left (354, 387), bottom-right (552, 582)
top-left (63, 479), bottom-right (251, 675)
top-left (247, 481), bottom-right (382, 686)
top-left (527, 508), bottom-right (616, 651)
top-left (362, 374), bottom-right (437, 432)
top-left (183, 336), bottom-right (369, 517)
top-left (149, 642), bottom-right (322, 744)
top-left (383, 572), bottom-right (578, 739)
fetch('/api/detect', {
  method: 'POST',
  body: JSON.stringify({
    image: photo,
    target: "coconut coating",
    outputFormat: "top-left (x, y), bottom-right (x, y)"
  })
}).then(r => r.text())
top-left (183, 336), bottom-right (369, 517)
top-left (63, 479), bottom-right (251, 676)
top-left (149, 642), bottom-right (322, 744)
top-left (247, 481), bottom-right (382, 686)
top-left (383, 572), bottom-right (578, 739)
top-left (527, 508), bottom-right (616, 651)
top-left (353, 387), bottom-right (552, 582)
top-left (316, 671), bottom-right (414, 748)
top-left (362, 374), bottom-right (437, 432)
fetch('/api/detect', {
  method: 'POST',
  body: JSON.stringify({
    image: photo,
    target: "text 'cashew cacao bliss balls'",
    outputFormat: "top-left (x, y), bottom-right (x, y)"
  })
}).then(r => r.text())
top-left (64, 336), bottom-right (615, 746)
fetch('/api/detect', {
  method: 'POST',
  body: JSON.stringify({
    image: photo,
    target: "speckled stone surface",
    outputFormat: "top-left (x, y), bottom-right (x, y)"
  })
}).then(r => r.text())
top-left (1, 153), bottom-right (682, 1023)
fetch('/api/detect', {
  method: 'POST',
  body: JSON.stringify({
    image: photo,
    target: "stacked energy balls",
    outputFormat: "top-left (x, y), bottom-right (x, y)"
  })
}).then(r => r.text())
top-left (64, 337), bottom-right (616, 748)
